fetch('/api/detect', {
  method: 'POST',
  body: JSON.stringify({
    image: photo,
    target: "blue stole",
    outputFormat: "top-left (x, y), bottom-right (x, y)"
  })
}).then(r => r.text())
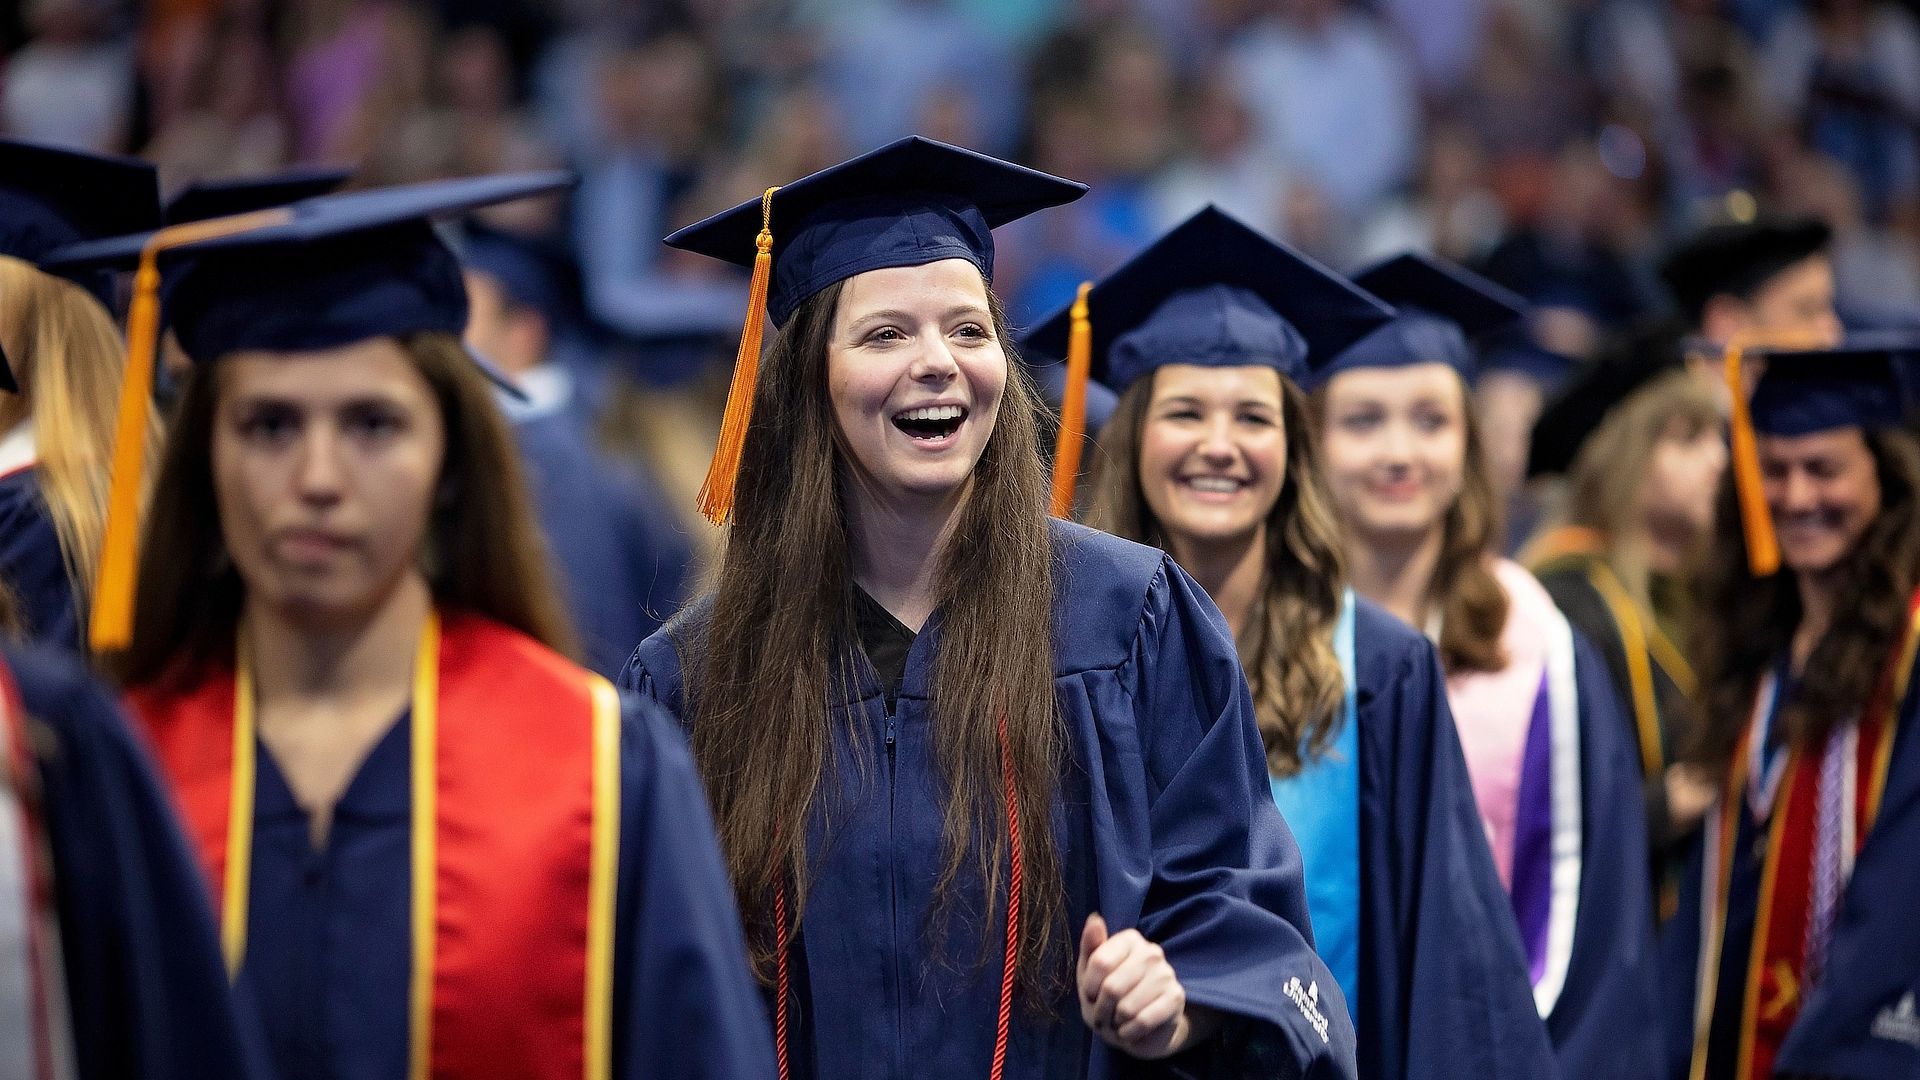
top-left (1268, 589), bottom-right (1360, 1013)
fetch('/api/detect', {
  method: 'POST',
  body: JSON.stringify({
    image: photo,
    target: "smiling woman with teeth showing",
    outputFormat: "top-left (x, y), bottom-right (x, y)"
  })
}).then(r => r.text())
top-left (622, 139), bottom-right (1358, 1080)
top-left (1035, 206), bottom-right (1555, 1080)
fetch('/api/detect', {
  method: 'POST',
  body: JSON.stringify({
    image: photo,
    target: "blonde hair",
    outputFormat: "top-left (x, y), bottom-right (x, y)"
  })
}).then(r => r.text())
top-left (0, 256), bottom-right (162, 635)
top-left (1559, 370), bottom-right (1722, 609)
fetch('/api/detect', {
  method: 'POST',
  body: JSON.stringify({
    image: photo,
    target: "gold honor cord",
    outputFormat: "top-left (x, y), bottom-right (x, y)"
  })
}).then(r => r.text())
top-left (1048, 282), bottom-right (1093, 519)
top-left (89, 207), bottom-right (297, 652)
top-left (585, 675), bottom-right (621, 1080)
top-left (1719, 329), bottom-right (1829, 579)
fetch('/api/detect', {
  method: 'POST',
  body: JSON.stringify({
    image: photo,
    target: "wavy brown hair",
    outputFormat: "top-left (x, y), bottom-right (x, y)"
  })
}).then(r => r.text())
top-left (1686, 427), bottom-right (1920, 775)
top-left (1087, 371), bottom-right (1346, 776)
top-left (676, 279), bottom-right (1063, 999)
top-left (1310, 372), bottom-right (1507, 673)
top-left (111, 332), bottom-right (576, 687)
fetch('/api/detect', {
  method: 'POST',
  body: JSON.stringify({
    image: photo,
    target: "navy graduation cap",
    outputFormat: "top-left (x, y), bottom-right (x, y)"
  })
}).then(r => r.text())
top-left (81, 171), bottom-right (573, 653)
top-left (0, 138), bottom-right (160, 264)
top-left (162, 166), bottom-right (353, 225)
top-left (456, 221), bottom-right (562, 328)
top-left (1750, 340), bottom-right (1908, 437)
top-left (664, 136), bottom-right (1086, 524)
top-left (1020, 205), bottom-right (1393, 515)
top-left (1314, 251), bottom-right (1528, 386)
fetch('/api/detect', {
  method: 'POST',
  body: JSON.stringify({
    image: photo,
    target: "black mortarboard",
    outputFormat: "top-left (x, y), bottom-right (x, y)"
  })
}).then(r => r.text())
top-left (1314, 252), bottom-right (1528, 386)
top-left (162, 167), bottom-right (353, 225)
top-left (1659, 219), bottom-right (1831, 325)
top-left (456, 221), bottom-right (560, 327)
top-left (1749, 341), bottom-right (1907, 436)
top-left (666, 136), bottom-right (1085, 525)
top-left (81, 171), bottom-right (573, 653)
top-left (665, 136), bottom-right (1086, 328)
top-left (1019, 205), bottom-right (1393, 515)
top-left (0, 138), bottom-right (159, 263)
top-left (1021, 206), bottom-right (1393, 390)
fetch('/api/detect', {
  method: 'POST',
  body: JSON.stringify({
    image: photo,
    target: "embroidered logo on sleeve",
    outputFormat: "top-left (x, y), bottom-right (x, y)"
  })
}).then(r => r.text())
top-left (1872, 991), bottom-right (1920, 1048)
top-left (1283, 976), bottom-right (1330, 1044)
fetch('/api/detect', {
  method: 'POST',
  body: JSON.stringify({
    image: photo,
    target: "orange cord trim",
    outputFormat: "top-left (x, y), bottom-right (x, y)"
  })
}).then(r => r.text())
top-left (697, 187), bottom-right (779, 526)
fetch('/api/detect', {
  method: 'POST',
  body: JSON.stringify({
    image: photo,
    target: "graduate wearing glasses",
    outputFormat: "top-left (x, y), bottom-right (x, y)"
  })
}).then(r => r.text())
top-left (53, 173), bottom-right (774, 1080)
top-left (620, 138), bottom-right (1354, 1079)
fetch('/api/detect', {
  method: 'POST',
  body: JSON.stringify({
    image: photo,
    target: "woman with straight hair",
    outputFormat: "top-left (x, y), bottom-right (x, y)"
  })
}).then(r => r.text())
top-left (0, 140), bottom-right (166, 651)
top-left (1311, 252), bottom-right (1662, 1080)
top-left (1523, 370), bottom-right (1727, 920)
top-left (621, 139), bottom-right (1355, 1079)
top-left (1036, 206), bottom-right (1553, 1080)
top-left (70, 174), bottom-right (773, 1080)
top-left (1662, 343), bottom-right (1920, 1080)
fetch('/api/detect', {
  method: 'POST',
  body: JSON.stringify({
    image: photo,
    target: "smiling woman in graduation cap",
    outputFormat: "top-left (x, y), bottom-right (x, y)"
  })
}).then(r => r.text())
top-left (1026, 206), bottom-right (1555, 1080)
top-left (1308, 253), bottom-right (1664, 1080)
top-left (60, 173), bottom-right (774, 1080)
top-left (618, 138), bottom-right (1356, 1079)
top-left (1663, 342), bottom-right (1920, 1080)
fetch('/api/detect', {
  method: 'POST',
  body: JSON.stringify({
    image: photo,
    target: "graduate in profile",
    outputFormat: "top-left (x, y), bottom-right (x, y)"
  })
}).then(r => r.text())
top-left (55, 172), bottom-right (775, 1080)
top-left (620, 137), bottom-right (1356, 1078)
top-left (1026, 205), bottom-right (1556, 1080)
top-left (1664, 341), bottom-right (1920, 1080)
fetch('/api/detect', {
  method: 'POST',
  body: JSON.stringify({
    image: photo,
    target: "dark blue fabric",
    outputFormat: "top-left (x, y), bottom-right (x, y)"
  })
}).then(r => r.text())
top-left (1106, 286), bottom-right (1311, 389)
top-left (1019, 207), bottom-right (1392, 393)
top-left (1543, 633), bottom-right (1665, 1080)
top-left (663, 137), bottom-right (1086, 329)
top-left (234, 693), bottom-right (776, 1080)
top-left (513, 411), bottom-right (691, 678)
top-left (164, 169), bottom-right (352, 226)
top-left (1750, 344), bottom-right (1907, 436)
top-left (1344, 599), bottom-right (1557, 1080)
top-left (8, 641), bottom-right (257, 1080)
top-left (620, 520), bottom-right (1359, 1080)
top-left (1313, 311), bottom-right (1480, 385)
top-left (0, 139), bottom-right (159, 263)
top-left (1661, 658), bottom-right (1920, 1080)
top-left (0, 467), bottom-right (79, 653)
top-left (1350, 254), bottom-right (1527, 339)
top-left (460, 225), bottom-right (563, 327)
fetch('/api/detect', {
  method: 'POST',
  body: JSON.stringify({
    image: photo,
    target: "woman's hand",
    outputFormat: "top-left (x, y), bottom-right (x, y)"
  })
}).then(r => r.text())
top-left (1665, 763), bottom-right (1719, 834)
top-left (1076, 913), bottom-right (1221, 1059)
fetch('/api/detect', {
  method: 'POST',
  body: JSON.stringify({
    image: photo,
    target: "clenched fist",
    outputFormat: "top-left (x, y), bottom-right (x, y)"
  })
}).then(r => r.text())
top-left (1076, 913), bottom-right (1221, 1059)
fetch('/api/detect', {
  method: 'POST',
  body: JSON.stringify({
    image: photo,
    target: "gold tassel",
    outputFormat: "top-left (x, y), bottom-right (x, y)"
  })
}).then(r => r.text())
top-left (89, 207), bottom-right (295, 652)
top-left (1048, 282), bottom-right (1093, 519)
top-left (696, 187), bottom-right (779, 526)
top-left (1719, 328), bottom-right (1830, 580)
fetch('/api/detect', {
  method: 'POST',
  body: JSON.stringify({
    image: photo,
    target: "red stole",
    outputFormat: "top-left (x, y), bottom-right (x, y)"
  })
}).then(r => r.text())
top-left (126, 610), bottom-right (621, 1080)
top-left (1690, 585), bottom-right (1920, 1080)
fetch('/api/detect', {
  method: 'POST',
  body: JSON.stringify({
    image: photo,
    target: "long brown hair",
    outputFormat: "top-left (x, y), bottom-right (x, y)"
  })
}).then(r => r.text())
top-left (1311, 370), bottom-right (1507, 673)
top-left (112, 332), bottom-right (576, 687)
top-left (0, 256), bottom-right (164, 635)
top-left (1086, 371), bottom-right (1346, 776)
top-left (679, 279), bottom-right (1063, 997)
top-left (1557, 370), bottom-right (1722, 609)
top-left (1686, 427), bottom-right (1920, 775)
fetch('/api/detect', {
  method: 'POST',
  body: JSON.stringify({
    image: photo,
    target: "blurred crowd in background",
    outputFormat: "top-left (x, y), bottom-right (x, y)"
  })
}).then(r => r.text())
top-left (7, 0), bottom-right (1917, 545)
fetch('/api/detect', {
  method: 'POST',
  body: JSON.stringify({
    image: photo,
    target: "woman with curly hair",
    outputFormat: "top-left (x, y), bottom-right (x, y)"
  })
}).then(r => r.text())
top-left (1039, 207), bottom-right (1553, 1080)
top-left (1312, 253), bottom-right (1662, 1080)
top-left (1662, 343), bottom-right (1920, 1080)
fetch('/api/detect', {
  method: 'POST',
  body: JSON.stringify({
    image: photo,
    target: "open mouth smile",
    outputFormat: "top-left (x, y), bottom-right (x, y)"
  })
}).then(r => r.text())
top-left (892, 404), bottom-right (968, 441)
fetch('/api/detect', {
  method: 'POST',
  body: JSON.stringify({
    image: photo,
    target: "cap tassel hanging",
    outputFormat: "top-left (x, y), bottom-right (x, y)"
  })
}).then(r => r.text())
top-left (90, 207), bottom-right (294, 652)
top-left (697, 187), bottom-right (779, 526)
top-left (1048, 282), bottom-right (1093, 519)
top-left (1720, 328), bottom-right (1829, 580)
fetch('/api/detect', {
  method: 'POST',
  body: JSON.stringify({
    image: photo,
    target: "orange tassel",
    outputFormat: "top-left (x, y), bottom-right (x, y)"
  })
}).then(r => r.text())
top-left (89, 206), bottom-right (295, 652)
top-left (696, 187), bottom-right (780, 527)
top-left (1719, 328), bottom-right (1830, 581)
top-left (1048, 282), bottom-right (1093, 519)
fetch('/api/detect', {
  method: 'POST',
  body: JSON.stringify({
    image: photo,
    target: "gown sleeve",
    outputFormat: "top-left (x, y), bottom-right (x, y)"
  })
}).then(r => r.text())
top-left (0, 473), bottom-right (79, 653)
top-left (1544, 632), bottom-right (1665, 1080)
top-left (612, 692), bottom-right (777, 1080)
top-left (1355, 617), bottom-right (1558, 1080)
top-left (1120, 559), bottom-right (1358, 1080)
top-left (8, 642), bottom-right (257, 1080)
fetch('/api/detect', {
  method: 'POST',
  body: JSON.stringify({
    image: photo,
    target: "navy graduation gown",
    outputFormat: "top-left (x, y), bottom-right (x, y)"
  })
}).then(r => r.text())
top-left (621, 520), bottom-right (1358, 1080)
top-left (0, 469), bottom-right (79, 653)
top-left (513, 411), bottom-right (692, 678)
top-left (234, 695), bottom-right (775, 1080)
top-left (1345, 599), bottom-right (1557, 1080)
top-left (1547, 632), bottom-right (1666, 1080)
top-left (1660, 668), bottom-right (1920, 1080)
top-left (9, 641), bottom-right (254, 1080)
